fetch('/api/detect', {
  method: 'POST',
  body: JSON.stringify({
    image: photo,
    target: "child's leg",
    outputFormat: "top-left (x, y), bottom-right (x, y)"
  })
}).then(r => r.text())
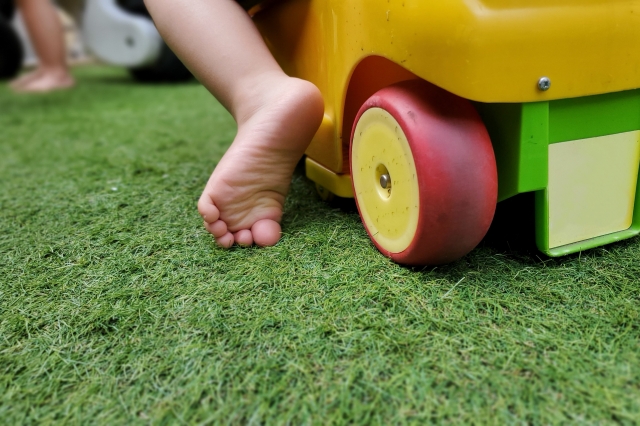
top-left (10, 0), bottom-right (74, 92)
top-left (146, 0), bottom-right (324, 247)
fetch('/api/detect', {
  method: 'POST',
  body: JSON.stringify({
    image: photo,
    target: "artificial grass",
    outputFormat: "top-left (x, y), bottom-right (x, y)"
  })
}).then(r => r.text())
top-left (1, 66), bottom-right (639, 424)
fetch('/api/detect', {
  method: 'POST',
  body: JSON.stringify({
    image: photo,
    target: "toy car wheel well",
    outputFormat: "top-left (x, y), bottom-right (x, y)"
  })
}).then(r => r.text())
top-left (341, 56), bottom-right (420, 173)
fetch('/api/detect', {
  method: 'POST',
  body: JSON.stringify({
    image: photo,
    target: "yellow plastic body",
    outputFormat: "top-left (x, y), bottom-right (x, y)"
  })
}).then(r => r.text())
top-left (547, 131), bottom-right (640, 248)
top-left (351, 108), bottom-right (420, 253)
top-left (254, 0), bottom-right (640, 180)
top-left (305, 157), bottom-right (353, 198)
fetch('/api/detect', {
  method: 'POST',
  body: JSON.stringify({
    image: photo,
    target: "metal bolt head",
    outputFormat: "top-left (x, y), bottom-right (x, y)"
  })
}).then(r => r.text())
top-left (380, 173), bottom-right (391, 189)
top-left (538, 77), bottom-right (551, 91)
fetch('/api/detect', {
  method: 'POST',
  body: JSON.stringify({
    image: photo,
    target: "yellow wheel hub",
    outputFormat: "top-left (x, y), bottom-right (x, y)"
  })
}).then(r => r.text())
top-left (351, 108), bottom-right (420, 253)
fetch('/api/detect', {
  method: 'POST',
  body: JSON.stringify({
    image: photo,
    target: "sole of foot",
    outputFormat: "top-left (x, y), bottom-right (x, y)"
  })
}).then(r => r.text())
top-left (198, 76), bottom-right (324, 248)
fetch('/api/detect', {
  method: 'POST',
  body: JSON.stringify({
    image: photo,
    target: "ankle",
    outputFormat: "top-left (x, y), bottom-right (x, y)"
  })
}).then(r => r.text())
top-left (230, 72), bottom-right (289, 123)
top-left (237, 77), bottom-right (322, 128)
top-left (37, 65), bottom-right (72, 79)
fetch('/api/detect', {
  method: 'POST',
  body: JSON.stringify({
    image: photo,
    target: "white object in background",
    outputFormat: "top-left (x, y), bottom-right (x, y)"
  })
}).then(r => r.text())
top-left (82, 0), bottom-right (162, 67)
top-left (12, 8), bottom-right (89, 67)
top-left (59, 8), bottom-right (90, 63)
top-left (11, 9), bottom-right (90, 67)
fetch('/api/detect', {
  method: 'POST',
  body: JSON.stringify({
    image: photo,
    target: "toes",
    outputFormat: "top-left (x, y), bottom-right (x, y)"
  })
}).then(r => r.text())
top-left (198, 195), bottom-right (220, 224)
top-left (233, 229), bottom-right (254, 247)
top-left (215, 232), bottom-right (234, 248)
top-left (204, 220), bottom-right (228, 238)
top-left (251, 219), bottom-right (281, 247)
top-left (203, 220), bottom-right (234, 248)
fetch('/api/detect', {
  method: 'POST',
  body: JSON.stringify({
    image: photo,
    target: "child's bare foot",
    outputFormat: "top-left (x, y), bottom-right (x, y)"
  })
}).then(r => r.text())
top-left (11, 67), bottom-right (74, 93)
top-left (198, 76), bottom-right (323, 248)
top-left (9, 69), bottom-right (42, 90)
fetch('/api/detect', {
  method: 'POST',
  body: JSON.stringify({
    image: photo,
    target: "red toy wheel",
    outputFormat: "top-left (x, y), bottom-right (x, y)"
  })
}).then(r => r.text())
top-left (350, 80), bottom-right (497, 265)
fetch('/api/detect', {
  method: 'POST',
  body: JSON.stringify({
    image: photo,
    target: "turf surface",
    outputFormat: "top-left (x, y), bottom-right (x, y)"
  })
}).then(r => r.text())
top-left (1, 66), bottom-right (639, 424)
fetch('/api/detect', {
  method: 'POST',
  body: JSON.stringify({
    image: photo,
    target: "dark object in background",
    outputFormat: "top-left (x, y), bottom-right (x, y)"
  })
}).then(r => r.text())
top-left (0, 0), bottom-right (23, 80)
top-left (117, 0), bottom-right (192, 83)
top-left (129, 43), bottom-right (193, 83)
top-left (0, 0), bottom-right (14, 20)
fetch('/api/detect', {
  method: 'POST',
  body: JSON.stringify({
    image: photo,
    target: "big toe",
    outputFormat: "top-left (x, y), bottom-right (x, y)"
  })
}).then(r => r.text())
top-left (251, 219), bottom-right (281, 247)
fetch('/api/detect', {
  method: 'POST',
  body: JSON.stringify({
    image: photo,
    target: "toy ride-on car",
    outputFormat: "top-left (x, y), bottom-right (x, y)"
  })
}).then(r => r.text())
top-left (252, 0), bottom-right (640, 265)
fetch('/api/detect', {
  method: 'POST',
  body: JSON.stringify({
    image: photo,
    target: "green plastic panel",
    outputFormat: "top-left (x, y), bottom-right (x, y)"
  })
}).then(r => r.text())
top-left (549, 90), bottom-right (640, 144)
top-left (474, 102), bottom-right (548, 202)
top-left (477, 88), bottom-right (640, 257)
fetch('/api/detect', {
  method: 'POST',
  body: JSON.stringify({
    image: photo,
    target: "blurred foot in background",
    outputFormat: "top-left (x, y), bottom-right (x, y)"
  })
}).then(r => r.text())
top-left (10, 0), bottom-right (74, 92)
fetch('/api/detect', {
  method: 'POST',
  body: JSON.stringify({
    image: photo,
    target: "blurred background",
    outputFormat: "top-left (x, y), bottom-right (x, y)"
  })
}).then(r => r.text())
top-left (0, 0), bottom-right (192, 84)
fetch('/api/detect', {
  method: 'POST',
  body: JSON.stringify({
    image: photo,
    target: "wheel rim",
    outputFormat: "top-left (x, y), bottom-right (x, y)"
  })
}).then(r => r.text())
top-left (351, 107), bottom-right (420, 253)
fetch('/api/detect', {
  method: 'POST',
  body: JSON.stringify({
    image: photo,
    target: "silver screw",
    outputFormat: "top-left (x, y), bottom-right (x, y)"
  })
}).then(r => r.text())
top-left (380, 173), bottom-right (391, 189)
top-left (538, 77), bottom-right (551, 91)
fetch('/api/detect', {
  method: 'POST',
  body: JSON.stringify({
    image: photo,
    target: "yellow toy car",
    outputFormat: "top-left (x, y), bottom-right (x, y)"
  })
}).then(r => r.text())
top-left (253, 0), bottom-right (640, 265)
